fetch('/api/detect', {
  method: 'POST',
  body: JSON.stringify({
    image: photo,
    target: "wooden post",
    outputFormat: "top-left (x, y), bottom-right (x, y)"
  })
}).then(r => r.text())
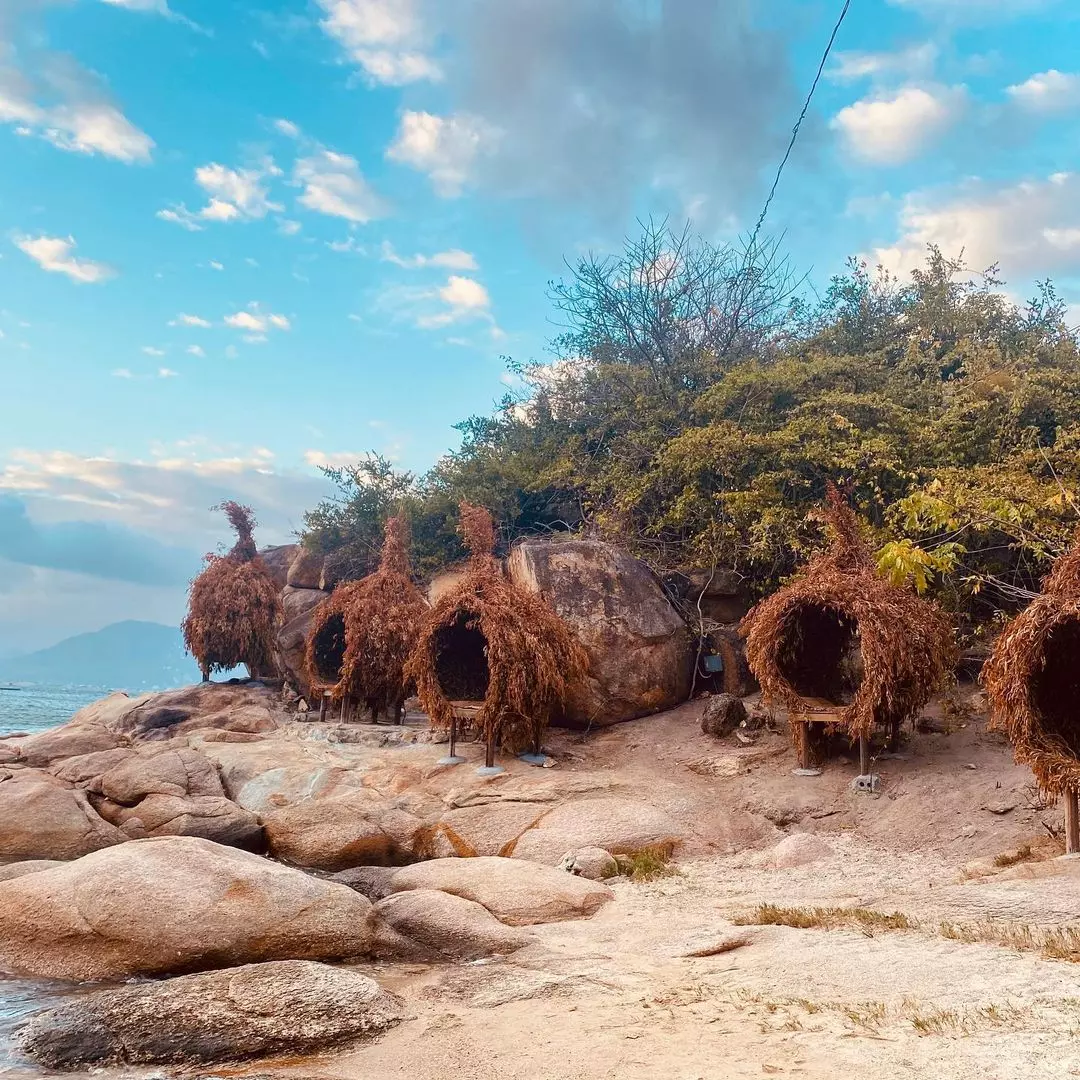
top-left (859, 735), bottom-right (870, 776)
top-left (795, 721), bottom-right (811, 770)
top-left (449, 714), bottom-right (458, 760)
top-left (485, 725), bottom-right (496, 770)
top-left (319, 692), bottom-right (329, 723)
top-left (1066, 788), bottom-right (1080, 855)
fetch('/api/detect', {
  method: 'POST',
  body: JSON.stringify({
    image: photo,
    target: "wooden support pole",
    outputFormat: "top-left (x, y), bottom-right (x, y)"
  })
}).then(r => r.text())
top-left (449, 714), bottom-right (458, 760)
top-left (859, 735), bottom-right (870, 776)
top-left (485, 725), bottom-right (496, 770)
top-left (1066, 788), bottom-right (1080, 855)
top-left (319, 693), bottom-right (329, 723)
top-left (796, 721), bottom-right (811, 771)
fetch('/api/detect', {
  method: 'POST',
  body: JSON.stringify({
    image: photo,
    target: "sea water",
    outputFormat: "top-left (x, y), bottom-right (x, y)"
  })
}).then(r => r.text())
top-left (0, 685), bottom-right (114, 737)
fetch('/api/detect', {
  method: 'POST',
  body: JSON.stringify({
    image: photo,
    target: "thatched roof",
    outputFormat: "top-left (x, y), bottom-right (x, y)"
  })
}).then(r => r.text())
top-left (983, 534), bottom-right (1080, 796)
top-left (182, 502), bottom-right (281, 677)
top-left (305, 515), bottom-right (427, 712)
top-left (740, 486), bottom-right (956, 740)
top-left (405, 503), bottom-right (588, 754)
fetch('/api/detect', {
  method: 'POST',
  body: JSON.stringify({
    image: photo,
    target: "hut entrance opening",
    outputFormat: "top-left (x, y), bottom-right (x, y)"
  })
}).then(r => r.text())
top-left (434, 613), bottom-right (490, 702)
top-left (311, 612), bottom-right (346, 687)
top-left (1032, 616), bottom-right (1080, 759)
top-left (776, 603), bottom-right (864, 706)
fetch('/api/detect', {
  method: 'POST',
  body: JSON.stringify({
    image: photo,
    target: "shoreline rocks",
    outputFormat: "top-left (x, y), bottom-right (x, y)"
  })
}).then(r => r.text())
top-left (15, 959), bottom-right (403, 1068)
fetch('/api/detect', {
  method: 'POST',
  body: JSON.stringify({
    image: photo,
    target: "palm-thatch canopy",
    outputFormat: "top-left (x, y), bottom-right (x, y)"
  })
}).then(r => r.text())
top-left (182, 502), bottom-right (281, 679)
top-left (983, 535), bottom-right (1080, 796)
top-left (305, 515), bottom-right (427, 716)
top-left (405, 503), bottom-right (589, 755)
top-left (740, 486), bottom-right (956, 741)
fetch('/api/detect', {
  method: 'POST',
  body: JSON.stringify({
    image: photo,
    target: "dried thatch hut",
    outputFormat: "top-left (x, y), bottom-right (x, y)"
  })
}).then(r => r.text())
top-left (405, 503), bottom-right (588, 770)
top-left (983, 537), bottom-right (1080, 844)
top-left (740, 486), bottom-right (955, 769)
top-left (182, 502), bottom-right (281, 681)
top-left (305, 516), bottom-right (427, 721)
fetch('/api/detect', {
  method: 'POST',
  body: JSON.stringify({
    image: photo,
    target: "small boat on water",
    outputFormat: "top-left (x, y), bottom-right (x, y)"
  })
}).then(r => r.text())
top-left (0, 686), bottom-right (22, 692)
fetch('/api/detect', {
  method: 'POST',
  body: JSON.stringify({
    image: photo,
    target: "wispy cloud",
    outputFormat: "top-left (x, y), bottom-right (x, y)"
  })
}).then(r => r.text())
top-left (1007, 70), bottom-right (1080, 113)
top-left (293, 147), bottom-right (388, 223)
top-left (159, 159), bottom-right (283, 229)
top-left (381, 241), bottom-right (477, 270)
top-left (15, 235), bottom-right (114, 284)
top-left (386, 111), bottom-right (491, 197)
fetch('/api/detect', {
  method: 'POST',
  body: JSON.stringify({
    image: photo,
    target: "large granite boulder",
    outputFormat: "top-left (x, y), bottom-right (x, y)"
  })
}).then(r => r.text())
top-left (96, 746), bottom-right (225, 804)
top-left (16, 714), bottom-right (126, 767)
top-left (276, 606), bottom-right (322, 701)
top-left (281, 585), bottom-right (327, 623)
top-left (262, 793), bottom-right (419, 871)
top-left (16, 960), bottom-right (403, 1069)
top-left (372, 889), bottom-right (534, 960)
top-left (508, 796), bottom-right (685, 865)
top-left (0, 770), bottom-right (123, 861)
top-left (259, 544), bottom-right (300, 591)
top-left (0, 836), bottom-right (375, 980)
top-left (101, 793), bottom-right (264, 849)
top-left (506, 538), bottom-right (693, 726)
top-left (387, 856), bottom-right (613, 926)
top-left (287, 548), bottom-right (325, 590)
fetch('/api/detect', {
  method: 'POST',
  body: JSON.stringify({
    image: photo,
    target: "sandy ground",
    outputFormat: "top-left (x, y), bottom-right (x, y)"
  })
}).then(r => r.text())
top-left (10, 691), bottom-right (1080, 1080)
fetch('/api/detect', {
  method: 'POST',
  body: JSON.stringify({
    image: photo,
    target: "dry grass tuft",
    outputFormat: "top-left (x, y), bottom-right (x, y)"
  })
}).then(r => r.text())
top-left (741, 485), bottom-right (956, 743)
top-left (405, 502), bottom-right (589, 755)
top-left (623, 844), bottom-right (677, 882)
top-left (992, 843), bottom-right (1034, 868)
top-left (182, 501), bottom-right (280, 678)
top-left (734, 903), bottom-right (914, 933)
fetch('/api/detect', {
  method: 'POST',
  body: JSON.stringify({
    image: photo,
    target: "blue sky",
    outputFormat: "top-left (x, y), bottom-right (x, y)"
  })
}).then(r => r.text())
top-left (1, 0), bottom-right (1079, 654)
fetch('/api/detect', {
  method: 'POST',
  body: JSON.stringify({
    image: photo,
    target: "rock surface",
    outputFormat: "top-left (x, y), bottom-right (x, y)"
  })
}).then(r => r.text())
top-left (0, 836), bottom-right (375, 979)
top-left (558, 847), bottom-right (619, 880)
top-left (259, 543), bottom-right (300, 591)
top-left (0, 859), bottom-right (65, 882)
top-left (507, 538), bottom-right (693, 726)
top-left (388, 856), bottom-right (613, 926)
top-left (753, 832), bottom-right (834, 870)
top-left (509, 796), bottom-right (685, 865)
top-left (701, 694), bottom-right (748, 739)
top-left (0, 770), bottom-right (123, 860)
top-left (373, 889), bottom-right (534, 960)
top-left (105, 793), bottom-right (264, 849)
top-left (15, 959), bottom-right (402, 1068)
top-left (97, 746), bottom-right (226, 804)
top-left (281, 585), bottom-right (328, 623)
top-left (287, 548), bottom-right (325, 590)
top-left (262, 794), bottom-right (418, 870)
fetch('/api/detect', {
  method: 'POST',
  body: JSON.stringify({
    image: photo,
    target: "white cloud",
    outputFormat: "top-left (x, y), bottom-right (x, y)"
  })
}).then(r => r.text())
top-left (160, 160), bottom-right (282, 228)
top-left (209, 260), bottom-right (224, 271)
top-left (186, 345), bottom-right (205, 357)
top-left (315, 0), bottom-right (439, 85)
top-left (413, 275), bottom-right (495, 330)
top-left (830, 43), bottom-right (938, 83)
top-left (112, 368), bottom-right (134, 379)
top-left (158, 367), bottom-right (178, 378)
top-left (831, 85), bottom-right (967, 165)
top-left (327, 236), bottom-right (366, 254)
top-left (887, 0), bottom-right (1057, 16)
top-left (171, 313), bottom-right (211, 328)
top-left (277, 218), bottom-right (302, 236)
top-left (1007, 70), bottom-right (1080, 113)
top-left (15, 235), bottom-right (114, 284)
top-left (386, 111), bottom-right (492, 197)
top-left (0, 61), bottom-right (154, 165)
top-left (293, 148), bottom-right (387, 223)
top-left (380, 241), bottom-right (478, 270)
top-left (142, 346), bottom-right (166, 357)
top-left (304, 449), bottom-right (363, 469)
top-left (872, 172), bottom-right (1080, 279)
top-left (274, 118), bottom-right (301, 138)
top-left (224, 306), bottom-right (291, 334)
top-left (224, 311), bottom-right (265, 332)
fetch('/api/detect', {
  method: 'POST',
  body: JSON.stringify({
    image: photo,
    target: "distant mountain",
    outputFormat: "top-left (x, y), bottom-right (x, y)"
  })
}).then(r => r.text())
top-left (0, 621), bottom-right (203, 691)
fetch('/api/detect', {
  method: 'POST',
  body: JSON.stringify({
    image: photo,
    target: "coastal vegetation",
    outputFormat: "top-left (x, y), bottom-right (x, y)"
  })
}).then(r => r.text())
top-left (302, 223), bottom-right (1080, 643)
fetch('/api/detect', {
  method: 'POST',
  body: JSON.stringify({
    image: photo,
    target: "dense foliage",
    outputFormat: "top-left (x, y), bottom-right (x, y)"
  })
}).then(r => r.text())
top-left (302, 222), bottom-right (1080, 641)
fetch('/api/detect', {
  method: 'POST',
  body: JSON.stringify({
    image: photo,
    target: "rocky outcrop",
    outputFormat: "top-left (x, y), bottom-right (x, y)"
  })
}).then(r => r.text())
top-left (259, 544), bottom-right (300, 591)
top-left (95, 746), bottom-right (226, 803)
top-left (507, 538), bottom-right (693, 726)
top-left (0, 836), bottom-right (375, 980)
top-left (277, 606), bottom-right (322, 700)
top-left (558, 847), bottom-right (619, 880)
top-left (508, 796), bottom-right (685, 865)
top-left (387, 856), bottom-right (613, 926)
top-left (262, 793), bottom-right (419, 870)
top-left (16, 715), bottom-right (125, 767)
top-left (426, 561), bottom-right (471, 605)
top-left (101, 793), bottom-right (264, 849)
top-left (701, 694), bottom-right (748, 739)
top-left (0, 770), bottom-right (123, 861)
top-left (16, 960), bottom-right (403, 1069)
top-left (281, 585), bottom-right (327, 623)
top-left (372, 889), bottom-right (534, 960)
top-left (287, 548), bottom-right (325, 590)
top-left (0, 859), bottom-right (66, 882)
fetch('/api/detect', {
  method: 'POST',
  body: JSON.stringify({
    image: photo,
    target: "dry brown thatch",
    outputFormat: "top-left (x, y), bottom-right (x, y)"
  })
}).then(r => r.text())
top-left (182, 502), bottom-right (281, 679)
top-left (405, 502), bottom-right (589, 754)
top-left (305, 515), bottom-right (427, 716)
top-left (983, 534), bottom-right (1080, 796)
top-left (740, 486), bottom-right (956, 741)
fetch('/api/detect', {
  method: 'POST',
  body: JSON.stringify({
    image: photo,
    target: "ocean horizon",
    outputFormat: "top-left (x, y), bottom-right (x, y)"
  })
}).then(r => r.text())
top-left (0, 684), bottom-right (152, 737)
